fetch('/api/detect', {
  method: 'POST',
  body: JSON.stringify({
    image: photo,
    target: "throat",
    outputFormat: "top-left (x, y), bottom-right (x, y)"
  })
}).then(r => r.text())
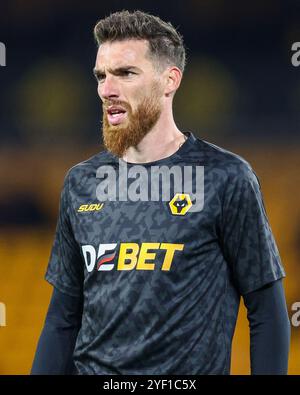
top-left (122, 132), bottom-right (187, 164)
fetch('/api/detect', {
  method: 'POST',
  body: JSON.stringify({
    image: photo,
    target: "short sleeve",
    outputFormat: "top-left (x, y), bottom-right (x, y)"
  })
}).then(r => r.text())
top-left (220, 164), bottom-right (285, 295)
top-left (45, 172), bottom-right (83, 297)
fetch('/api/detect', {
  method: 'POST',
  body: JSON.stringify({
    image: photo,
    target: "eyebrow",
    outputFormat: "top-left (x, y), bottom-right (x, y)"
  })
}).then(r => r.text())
top-left (93, 66), bottom-right (141, 79)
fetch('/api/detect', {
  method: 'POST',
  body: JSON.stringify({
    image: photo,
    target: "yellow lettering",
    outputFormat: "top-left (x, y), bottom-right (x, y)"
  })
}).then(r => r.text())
top-left (78, 203), bottom-right (104, 212)
top-left (160, 243), bottom-right (184, 271)
top-left (78, 204), bottom-right (88, 212)
top-left (136, 243), bottom-right (159, 270)
top-left (117, 243), bottom-right (139, 270)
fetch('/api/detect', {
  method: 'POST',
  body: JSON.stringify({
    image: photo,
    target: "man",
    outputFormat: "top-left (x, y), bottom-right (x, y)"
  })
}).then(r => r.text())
top-left (31, 10), bottom-right (290, 375)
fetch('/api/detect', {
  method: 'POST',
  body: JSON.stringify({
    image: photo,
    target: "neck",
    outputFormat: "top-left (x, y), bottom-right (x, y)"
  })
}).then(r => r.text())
top-left (122, 108), bottom-right (185, 164)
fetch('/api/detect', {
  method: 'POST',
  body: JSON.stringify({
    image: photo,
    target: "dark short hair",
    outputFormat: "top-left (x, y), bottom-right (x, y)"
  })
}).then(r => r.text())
top-left (94, 10), bottom-right (186, 72)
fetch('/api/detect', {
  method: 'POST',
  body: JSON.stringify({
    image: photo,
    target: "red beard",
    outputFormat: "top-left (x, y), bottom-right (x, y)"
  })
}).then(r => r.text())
top-left (102, 84), bottom-right (162, 158)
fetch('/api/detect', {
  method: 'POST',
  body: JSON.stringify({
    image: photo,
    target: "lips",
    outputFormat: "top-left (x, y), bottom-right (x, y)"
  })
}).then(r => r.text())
top-left (106, 105), bottom-right (127, 126)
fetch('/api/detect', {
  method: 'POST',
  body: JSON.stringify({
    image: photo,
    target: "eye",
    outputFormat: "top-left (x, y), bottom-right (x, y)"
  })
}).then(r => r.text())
top-left (94, 72), bottom-right (106, 83)
top-left (121, 70), bottom-right (135, 77)
top-left (97, 74), bottom-right (106, 82)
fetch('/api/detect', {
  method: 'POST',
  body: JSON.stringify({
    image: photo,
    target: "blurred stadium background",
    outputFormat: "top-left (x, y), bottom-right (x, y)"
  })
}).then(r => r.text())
top-left (0, 0), bottom-right (299, 374)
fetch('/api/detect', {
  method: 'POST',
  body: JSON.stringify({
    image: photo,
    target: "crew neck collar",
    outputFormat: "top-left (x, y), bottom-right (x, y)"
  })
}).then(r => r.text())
top-left (116, 131), bottom-right (196, 167)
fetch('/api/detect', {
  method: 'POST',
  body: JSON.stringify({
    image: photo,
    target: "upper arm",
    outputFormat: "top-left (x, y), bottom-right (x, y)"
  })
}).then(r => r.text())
top-left (46, 287), bottom-right (83, 329)
top-left (220, 164), bottom-right (285, 294)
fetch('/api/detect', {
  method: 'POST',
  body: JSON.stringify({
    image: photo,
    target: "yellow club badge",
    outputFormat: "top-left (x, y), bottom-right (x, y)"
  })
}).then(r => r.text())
top-left (169, 193), bottom-right (192, 216)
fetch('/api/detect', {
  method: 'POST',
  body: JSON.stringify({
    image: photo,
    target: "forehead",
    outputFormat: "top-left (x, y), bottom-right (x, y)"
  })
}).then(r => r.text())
top-left (95, 39), bottom-right (152, 69)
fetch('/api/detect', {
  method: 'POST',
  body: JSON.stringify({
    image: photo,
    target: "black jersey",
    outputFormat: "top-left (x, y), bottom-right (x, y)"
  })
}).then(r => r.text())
top-left (45, 132), bottom-right (285, 374)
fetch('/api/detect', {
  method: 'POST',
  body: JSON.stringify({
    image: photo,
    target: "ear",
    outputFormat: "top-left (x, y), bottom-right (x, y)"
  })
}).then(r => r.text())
top-left (164, 67), bottom-right (182, 97)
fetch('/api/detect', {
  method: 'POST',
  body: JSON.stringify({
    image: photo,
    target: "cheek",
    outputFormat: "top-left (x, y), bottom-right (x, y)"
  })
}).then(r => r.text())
top-left (97, 84), bottom-right (103, 99)
top-left (130, 82), bottom-right (156, 105)
top-left (123, 88), bottom-right (142, 110)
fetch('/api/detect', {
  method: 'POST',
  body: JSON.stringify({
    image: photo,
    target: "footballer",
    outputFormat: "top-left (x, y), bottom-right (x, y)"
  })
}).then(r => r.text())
top-left (31, 11), bottom-right (290, 375)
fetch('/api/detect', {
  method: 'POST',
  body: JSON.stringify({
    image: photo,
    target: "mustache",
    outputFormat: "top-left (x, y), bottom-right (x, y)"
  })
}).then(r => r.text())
top-left (102, 100), bottom-right (131, 111)
top-left (102, 90), bottom-right (161, 158)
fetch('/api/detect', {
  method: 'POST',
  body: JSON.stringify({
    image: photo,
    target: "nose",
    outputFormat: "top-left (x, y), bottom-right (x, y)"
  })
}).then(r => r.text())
top-left (98, 75), bottom-right (119, 100)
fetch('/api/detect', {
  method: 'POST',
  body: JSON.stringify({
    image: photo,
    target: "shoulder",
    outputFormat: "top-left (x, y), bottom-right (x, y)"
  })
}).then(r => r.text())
top-left (65, 150), bottom-right (116, 183)
top-left (61, 150), bottom-right (117, 197)
top-left (192, 136), bottom-right (259, 185)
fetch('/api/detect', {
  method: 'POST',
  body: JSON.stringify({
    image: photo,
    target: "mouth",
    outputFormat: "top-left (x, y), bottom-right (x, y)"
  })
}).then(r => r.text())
top-left (106, 105), bottom-right (127, 126)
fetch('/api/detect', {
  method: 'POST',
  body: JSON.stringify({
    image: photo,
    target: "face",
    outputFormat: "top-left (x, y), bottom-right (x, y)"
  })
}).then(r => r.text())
top-left (94, 39), bottom-right (165, 157)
